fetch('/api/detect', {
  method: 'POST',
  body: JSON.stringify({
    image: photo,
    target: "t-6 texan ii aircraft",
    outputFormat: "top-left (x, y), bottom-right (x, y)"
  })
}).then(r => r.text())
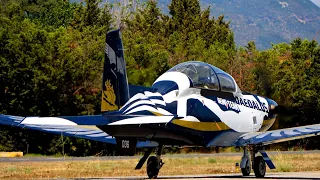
top-left (1, 29), bottom-right (320, 178)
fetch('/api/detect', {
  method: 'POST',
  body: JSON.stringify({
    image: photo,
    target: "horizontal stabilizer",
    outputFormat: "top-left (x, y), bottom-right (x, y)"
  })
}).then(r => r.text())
top-left (0, 114), bottom-right (158, 147)
top-left (0, 114), bottom-right (115, 144)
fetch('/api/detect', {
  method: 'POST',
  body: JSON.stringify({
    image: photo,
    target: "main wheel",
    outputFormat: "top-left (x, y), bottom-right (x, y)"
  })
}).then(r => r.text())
top-left (241, 159), bottom-right (251, 176)
top-left (147, 156), bottom-right (160, 179)
top-left (253, 156), bottom-right (266, 178)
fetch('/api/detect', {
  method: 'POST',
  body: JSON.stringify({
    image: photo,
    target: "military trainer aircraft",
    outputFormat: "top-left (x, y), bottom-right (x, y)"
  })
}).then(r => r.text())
top-left (1, 29), bottom-right (320, 178)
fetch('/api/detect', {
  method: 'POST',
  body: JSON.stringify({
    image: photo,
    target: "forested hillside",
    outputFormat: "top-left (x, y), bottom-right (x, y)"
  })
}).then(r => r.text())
top-left (0, 0), bottom-right (320, 156)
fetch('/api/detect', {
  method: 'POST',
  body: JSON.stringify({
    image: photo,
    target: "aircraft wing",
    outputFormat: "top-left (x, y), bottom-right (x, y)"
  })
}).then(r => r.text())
top-left (233, 124), bottom-right (320, 146)
top-left (0, 114), bottom-right (158, 147)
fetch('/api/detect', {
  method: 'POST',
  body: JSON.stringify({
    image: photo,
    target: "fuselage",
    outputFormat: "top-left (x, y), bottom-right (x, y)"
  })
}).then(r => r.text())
top-left (101, 61), bottom-right (278, 147)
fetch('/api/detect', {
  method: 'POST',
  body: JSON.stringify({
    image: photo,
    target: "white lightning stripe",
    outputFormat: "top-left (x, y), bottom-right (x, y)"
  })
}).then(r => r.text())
top-left (108, 116), bottom-right (174, 125)
top-left (22, 117), bottom-right (77, 125)
top-left (150, 99), bottom-right (166, 106)
top-left (144, 91), bottom-right (162, 97)
top-left (154, 72), bottom-right (191, 92)
top-left (177, 97), bottom-right (188, 117)
top-left (125, 105), bottom-right (159, 115)
top-left (123, 100), bottom-right (155, 114)
top-left (156, 108), bottom-right (172, 115)
top-left (162, 90), bottom-right (178, 103)
top-left (120, 93), bottom-right (146, 110)
top-left (182, 116), bottom-right (200, 122)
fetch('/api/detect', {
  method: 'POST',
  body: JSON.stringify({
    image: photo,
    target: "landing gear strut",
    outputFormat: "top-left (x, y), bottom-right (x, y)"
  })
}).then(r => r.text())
top-left (240, 146), bottom-right (274, 178)
top-left (135, 143), bottom-right (164, 179)
top-left (240, 147), bottom-right (251, 176)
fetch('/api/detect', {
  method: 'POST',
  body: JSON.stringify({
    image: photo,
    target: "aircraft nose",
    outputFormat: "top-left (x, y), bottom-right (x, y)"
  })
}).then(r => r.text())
top-left (266, 98), bottom-right (278, 116)
top-left (269, 103), bottom-right (277, 112)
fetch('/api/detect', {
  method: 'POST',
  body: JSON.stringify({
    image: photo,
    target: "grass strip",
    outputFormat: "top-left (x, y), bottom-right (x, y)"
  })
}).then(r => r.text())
top-left (0, 153), bottom-right (319, 179)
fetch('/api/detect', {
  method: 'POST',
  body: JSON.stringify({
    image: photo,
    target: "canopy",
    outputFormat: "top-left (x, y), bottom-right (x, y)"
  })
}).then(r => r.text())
top-left (168, 61), bottom-right (238, 92)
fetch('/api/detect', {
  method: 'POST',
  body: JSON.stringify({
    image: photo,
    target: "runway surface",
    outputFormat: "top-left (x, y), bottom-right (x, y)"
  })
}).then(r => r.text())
top-left (0, 150), bottom-right (320, 162)
top-left (92, 172), bottom-right (320, 179)
top-left (1, 150), bottom-right (320, 162)
top-left (1, 151), bottom-right (319, 179)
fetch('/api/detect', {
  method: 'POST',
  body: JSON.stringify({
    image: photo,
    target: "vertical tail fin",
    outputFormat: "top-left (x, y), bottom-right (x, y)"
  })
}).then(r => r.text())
top-left (101, 29), bottom-right (129, 113)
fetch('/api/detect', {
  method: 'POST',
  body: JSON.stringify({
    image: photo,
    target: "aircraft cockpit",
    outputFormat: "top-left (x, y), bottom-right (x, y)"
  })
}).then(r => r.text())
top-left (168, 61), bottom-right (241, 93)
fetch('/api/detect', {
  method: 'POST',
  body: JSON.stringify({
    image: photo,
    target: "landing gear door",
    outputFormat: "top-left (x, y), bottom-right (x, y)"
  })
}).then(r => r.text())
top-left (116, 138), bottom-right (137, 156)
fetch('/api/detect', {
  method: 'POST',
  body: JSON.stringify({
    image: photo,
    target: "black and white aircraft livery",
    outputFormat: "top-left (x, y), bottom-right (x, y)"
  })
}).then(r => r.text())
top-left (1, 29), bottom-right (320, 178)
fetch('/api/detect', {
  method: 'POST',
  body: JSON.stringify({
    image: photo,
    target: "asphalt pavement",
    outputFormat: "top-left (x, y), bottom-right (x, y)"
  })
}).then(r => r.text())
top-left (91, 172), bottom-right (320, 179)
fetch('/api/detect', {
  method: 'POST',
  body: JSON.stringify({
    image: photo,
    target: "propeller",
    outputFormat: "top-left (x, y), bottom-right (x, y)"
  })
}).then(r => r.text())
top-left (269, 104), bottom-right (294, 115)
top-left (268, 103), bottom-right (299, 130)
top-left (260, 76), bottom-right (299, 130)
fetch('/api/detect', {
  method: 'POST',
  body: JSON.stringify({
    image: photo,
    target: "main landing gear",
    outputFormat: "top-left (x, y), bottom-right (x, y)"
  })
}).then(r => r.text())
top-left (135, 144), bottom-right (164, 179)
top-left (240, 146), bottom-right (276, 178)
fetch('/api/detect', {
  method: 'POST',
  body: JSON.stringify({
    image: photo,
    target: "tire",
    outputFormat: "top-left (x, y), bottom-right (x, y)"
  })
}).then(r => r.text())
top-left (147, 156), bottom-right (160, 179)
top-left (241, 159), bottom-right (251, 176)
top-left (253, 156), bottom-right (266, 178)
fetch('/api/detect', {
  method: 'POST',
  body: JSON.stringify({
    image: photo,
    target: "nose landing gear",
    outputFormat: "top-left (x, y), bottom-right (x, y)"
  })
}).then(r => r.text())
top-left (240, 147), bottom-right (251, 176)
top-left (253, 156), bottom-right (266, 178)
top-left (240, 146), bottom-right (275, 178)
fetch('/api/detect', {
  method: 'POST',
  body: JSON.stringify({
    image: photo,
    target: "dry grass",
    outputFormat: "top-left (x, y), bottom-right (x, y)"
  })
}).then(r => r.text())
top-left (1, 153), bottom-right (320, 179)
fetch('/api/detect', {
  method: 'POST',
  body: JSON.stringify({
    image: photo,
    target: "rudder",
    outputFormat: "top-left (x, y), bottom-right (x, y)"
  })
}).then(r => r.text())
top-left (101, 29), bottom-right (129, 112)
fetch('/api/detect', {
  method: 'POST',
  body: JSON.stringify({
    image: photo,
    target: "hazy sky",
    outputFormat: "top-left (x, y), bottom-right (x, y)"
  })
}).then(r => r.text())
top-left (311, 0), bottom-right (320, 6)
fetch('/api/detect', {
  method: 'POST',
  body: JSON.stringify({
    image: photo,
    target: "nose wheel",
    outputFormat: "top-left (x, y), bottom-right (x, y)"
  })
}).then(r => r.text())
top-left (240, 147), bottom-right (251, 176)
top-left (240, 146), bottom-right (267, 178)
top-left (253, 156), bottom-right (266, 178)
top-left (241, 159), bottom-right (251, 176)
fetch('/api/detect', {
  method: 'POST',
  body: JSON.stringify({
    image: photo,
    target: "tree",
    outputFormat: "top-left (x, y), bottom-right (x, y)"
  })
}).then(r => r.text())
top-left (0, 0), bottom-right (113, 155)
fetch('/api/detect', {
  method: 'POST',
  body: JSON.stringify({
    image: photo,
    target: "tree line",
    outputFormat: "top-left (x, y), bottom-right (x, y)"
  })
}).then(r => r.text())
top-left (0, 0), bottom-right (319, 155)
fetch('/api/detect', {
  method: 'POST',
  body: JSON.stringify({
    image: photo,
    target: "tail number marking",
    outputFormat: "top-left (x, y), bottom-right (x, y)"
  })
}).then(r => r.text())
top-left (122, 140), bottom-right (130, 148)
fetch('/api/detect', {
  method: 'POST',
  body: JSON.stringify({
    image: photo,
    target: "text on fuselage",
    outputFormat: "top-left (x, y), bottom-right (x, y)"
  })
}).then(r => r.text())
top-left (235, 97), bottom-right (268, 112)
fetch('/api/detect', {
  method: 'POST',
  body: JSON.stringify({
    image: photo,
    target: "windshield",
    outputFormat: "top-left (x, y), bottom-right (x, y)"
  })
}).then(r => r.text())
top-left (168, 61), bottom-right (237, 92)
top-left (168, 62), bottom-right (219, 90)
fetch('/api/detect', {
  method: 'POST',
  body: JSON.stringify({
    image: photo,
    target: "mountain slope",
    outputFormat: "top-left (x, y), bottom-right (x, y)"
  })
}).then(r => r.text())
top-left (71, 0), bottom-right (320, 49)
top-left (158, 0), bottom-right (320, 49)
top-left (311, 0), bottom-right (320, 7)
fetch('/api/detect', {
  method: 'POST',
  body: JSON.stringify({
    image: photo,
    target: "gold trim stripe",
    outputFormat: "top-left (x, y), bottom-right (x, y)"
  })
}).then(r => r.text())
top-left (149, 111), bottom-right (163, 116)
top-left (171, 119), bottom-right (230, 131)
